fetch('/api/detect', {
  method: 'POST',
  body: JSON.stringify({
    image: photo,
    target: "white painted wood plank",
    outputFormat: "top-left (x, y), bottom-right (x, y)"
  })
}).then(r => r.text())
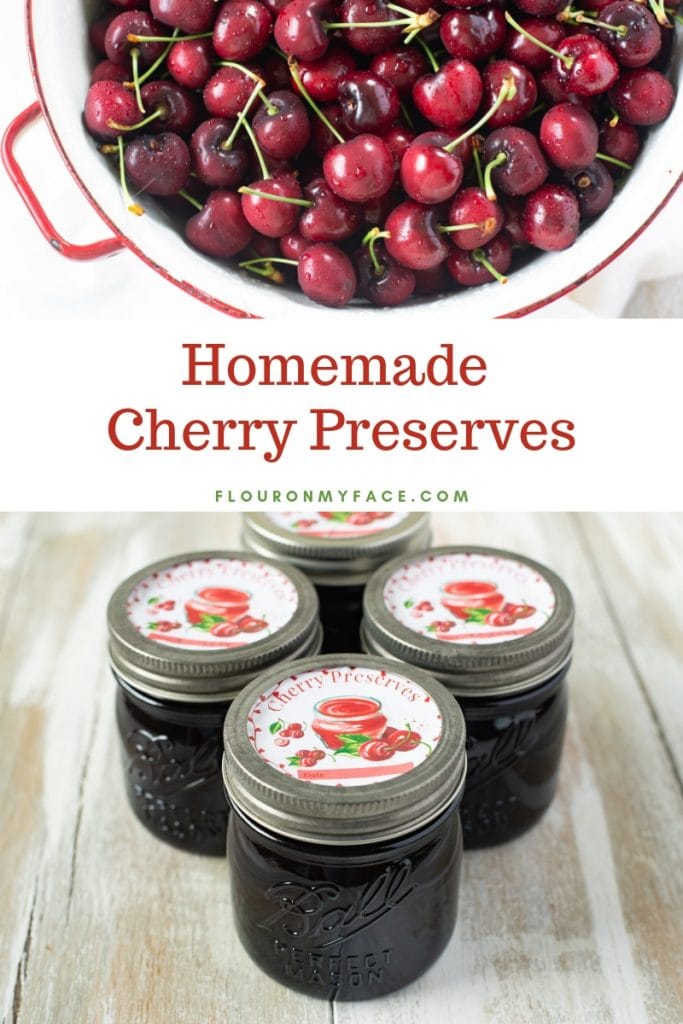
top-left (574, 512), bottom-right (683, 776)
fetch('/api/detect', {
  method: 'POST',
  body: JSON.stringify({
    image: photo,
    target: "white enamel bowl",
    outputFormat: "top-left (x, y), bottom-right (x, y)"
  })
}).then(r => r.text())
top-left (20, 0), bottom-right (683, 319)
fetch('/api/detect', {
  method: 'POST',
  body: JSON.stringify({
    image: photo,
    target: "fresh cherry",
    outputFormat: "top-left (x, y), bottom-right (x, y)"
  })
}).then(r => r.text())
top-left (446, 231), bottom-right (512, 284)
top-left (337, 0), bottom-right (405, 55)
top-left (275, 0), bottom-right (332, 61)
top-left (522, 183), bottom-right (580, 249)
top-left (440, 6), bottom-right (506, 63)
top-left (124, 132), bottom-right (191, 194)
top-left (552, 35), bottom-right (620, 97)
top-left (566, 160), bottom-right (614, 217)
top-left (298, 43), bottom-right (357, 102)
top-left (85, 80), bottom-right (140, 138)
top-left (299, 177), bottom-right (362, 240)
top-left (400, 133), bottom-right (464, 204)
top-left (608, 68), bottom-right (674, 124)
top-left (539, 102), bottom-right (599, 171)
top-left (297, 243), bottom-right (358, 305)
top-left (482, 126), bottom-right (548, 194)
top-left (150, 0), bottom-right (217, 32)
top-left (140, 80), bottom-right (200, 134)
top-left (240, 173), bottom-right (305, 236)
top-left (595, 1), bottom-right (661, 69)
top-left (323, 134), bottom-right (395, 201)
top-left (355, 236), bottom-right (416, 305)
top-left (413, 59), bottom-right (484, 130)
top-left (370, 48), bottom-right (429, 95)
top-left (504, 16), bottom-right (566, 71)
top-left (482, 60), bottom-right (538, 126)
top-left (168, 39), bottom-right (214, 89)
top-left (385, 200), bottom-right (449, 269)
top-left (213, 0), bottom-right (273, 62)
top-left (337, 71), bottom-right (400, 135)
top-left (191, 118), bottom-right (250, 188)
top-left (253, 90), bottom-right (312, 159)
top-left (104, 11), bottom-right (165, 66)
top-left (445, 186), bottom-right (503, 249)
top-left (204, 64), bottom-right (262, 119)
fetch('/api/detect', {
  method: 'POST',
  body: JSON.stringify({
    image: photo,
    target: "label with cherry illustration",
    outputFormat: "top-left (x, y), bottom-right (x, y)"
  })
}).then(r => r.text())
top-left (126, 557), bottom-right (298, 650)
top-left (265, 510), bottom-right (407, 538)
top-left (247, 665), bottom-right (442, 786)
top-left (383, 552), bottom-right (555, 645)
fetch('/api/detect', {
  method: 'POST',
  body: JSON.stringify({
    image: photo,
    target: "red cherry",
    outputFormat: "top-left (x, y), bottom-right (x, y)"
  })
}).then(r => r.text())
top-left (298, 43), bottom-right (357, 102)
top-left (240, 174), bottom-right (305, 237)
top-left (384, 200), bottom-right (449, 270)
top-left (210, 620), bottom-right (241, 637)
top-left (539, 103), bottom-right (599, 171)
top-left (445, 187), bottom-right (503, 250)
top-left (213, 0), bottom-right (273, 62)
top-left (359, 739), bottom-right (395, 761)
top-left (275, 0), bottom-right (332, 61)
top-left (185, 190), bottom-right (253, 258)
top-left (522, 184), bottom-right (580, 250)
top-left (168, 39), bottom-right (214, 90)
top-left (388, 728), bottom-right (422, 751)
top-left (485, 611), bottom-right (516, 626)
top-left (413, 59), bottom-right (483, 130)
top-left (297, 243), bottom-right (358, 306)
top-left (608, 68), bottom-right (674, 125)
top-left (84, 80), bottom-right (140, 139)
top-left (446, 231), bottom-right (512, 285)
top-left (323, 134), bottom-right (395, 202)
top-left (552, 35), bottom-right (620, 97)
top-left (300, 756), bottom-right (318, 767)
top-left (400, 134), bottom-right (464, 205)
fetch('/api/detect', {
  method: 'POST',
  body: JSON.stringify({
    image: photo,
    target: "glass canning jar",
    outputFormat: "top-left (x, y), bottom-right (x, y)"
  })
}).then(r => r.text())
top-left (222, 654), bottom-right (466, 999)
top-left (107, 551), bottom-right (321, 855)
top-left (361, 546), bottom-right (574, 849)
top-left (241, 511), bottom-right (431, 654)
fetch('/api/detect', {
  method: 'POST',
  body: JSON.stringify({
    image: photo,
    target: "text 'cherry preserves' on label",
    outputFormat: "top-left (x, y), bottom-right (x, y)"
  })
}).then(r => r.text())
top-left (126, 556), bottom-right (298, 651)
top-left (247, 665), bottom-right (442, 787)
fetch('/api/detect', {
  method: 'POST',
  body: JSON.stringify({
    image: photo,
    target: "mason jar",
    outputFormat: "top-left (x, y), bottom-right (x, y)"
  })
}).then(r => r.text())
top-left (223, 654), bottom-right (466, 999)
top-left (241, 511), bottom-right (431, 653)
top-left (107, 550), bottom-right (321, 855)
top-left (361, 546), bottom-right (574, 848)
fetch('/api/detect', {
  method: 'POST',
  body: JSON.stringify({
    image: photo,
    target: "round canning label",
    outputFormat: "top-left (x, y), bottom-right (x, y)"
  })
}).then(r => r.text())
top-left (383, 552), bottom-right (556, 645)
top-left (247, 665), bottom-right (442, 787)
top-left (126, 557), bottom-right (299, 651)
top-left (265, 510), bottom-right (407, 538)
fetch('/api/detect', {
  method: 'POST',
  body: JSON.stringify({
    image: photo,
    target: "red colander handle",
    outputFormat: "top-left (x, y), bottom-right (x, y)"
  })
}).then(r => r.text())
top-left (2, 102), bottom-right (124, 261)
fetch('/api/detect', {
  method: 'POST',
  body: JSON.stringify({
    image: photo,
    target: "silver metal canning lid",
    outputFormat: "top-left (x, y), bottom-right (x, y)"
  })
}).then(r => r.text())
top-left (222, 654), bottom-right (467, 846)
top-left (362, 546), bottom-right (574, 698)
top-left (241, 512), bottom-right (431, 585)
top-left (107, 550), bottom-right (321, 702)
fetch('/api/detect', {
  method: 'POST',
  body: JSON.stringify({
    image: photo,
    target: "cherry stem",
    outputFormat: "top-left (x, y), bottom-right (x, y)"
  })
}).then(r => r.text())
top-left (324, 17), bottom-right (414, 28)
top-left (131, 29), bottom-right (180, 90)
top-left (439, 218), bottom-right (497, 233)
top-left (563, 9), bottom-right (629, 34)
top-left (596, 150), bottom-right (632, 170)
top-left (116, 135), bottom-right (144, 216)
top-left (505, 10), bottom-right (574, 68)
top-left (129, 48), bottom-right (145, 113)
top-left (288, 57), bottom-right (345, 144)
top-left (127, 31), bottom-right (213, 42)
top-left (222, 82), bottom-right (266, 150)
top-left (415, 33), bottom-right (440, 72)
top-left (241, 117), bottom-right (270, 178)
top-left (608, 105), bottom-right (620, 126)
top-left (665, 6), bottom-right (683, 25)
top-left (362, 226), bottom-right (391, 275)
top-left (471, 139), bottom-right (485, 190)
top-left (444, 78), bottom-right (516, 153)
top-left (483, 151), bottom-right (507, 201)
top-left (108, 105), bottom-right (165, 132)
top-left (239, 255), bottom-right (298, 284)
top-left (648, 0), bottom-right (671, 25)
top-left (400, 100), bottom-right (414, 128)
top-left (178, 189), bottom-right (203, 211)
top-left (238, 185), bottom-right (313, 206)
top-left (218, 60), bottom-right (267, 85)
top-left (473, 247), bottom-right (507, 284)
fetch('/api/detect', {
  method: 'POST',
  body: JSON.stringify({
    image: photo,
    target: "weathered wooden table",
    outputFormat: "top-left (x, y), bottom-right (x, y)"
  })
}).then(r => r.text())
top-left (2, 512), bottom-right (682, 1024)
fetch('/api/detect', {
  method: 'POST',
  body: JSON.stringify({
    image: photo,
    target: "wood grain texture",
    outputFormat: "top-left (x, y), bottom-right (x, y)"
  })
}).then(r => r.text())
top-left (1, 513), bottom-right (681, 1024)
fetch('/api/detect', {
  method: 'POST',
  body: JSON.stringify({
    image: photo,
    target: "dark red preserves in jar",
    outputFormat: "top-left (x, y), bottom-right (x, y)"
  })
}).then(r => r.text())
top-left (222, 654), bottom-right (466, 999)
top-left (241, 511), bottom-right (431, 653)
top-left (362, 546), bottom-right (574, 848)
top-left (107, 551), bottom-right (321, 855)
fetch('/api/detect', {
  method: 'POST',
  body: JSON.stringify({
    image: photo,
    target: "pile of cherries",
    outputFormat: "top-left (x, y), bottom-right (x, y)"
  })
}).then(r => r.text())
top-left (84, 0), bottom-right (678, 308)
